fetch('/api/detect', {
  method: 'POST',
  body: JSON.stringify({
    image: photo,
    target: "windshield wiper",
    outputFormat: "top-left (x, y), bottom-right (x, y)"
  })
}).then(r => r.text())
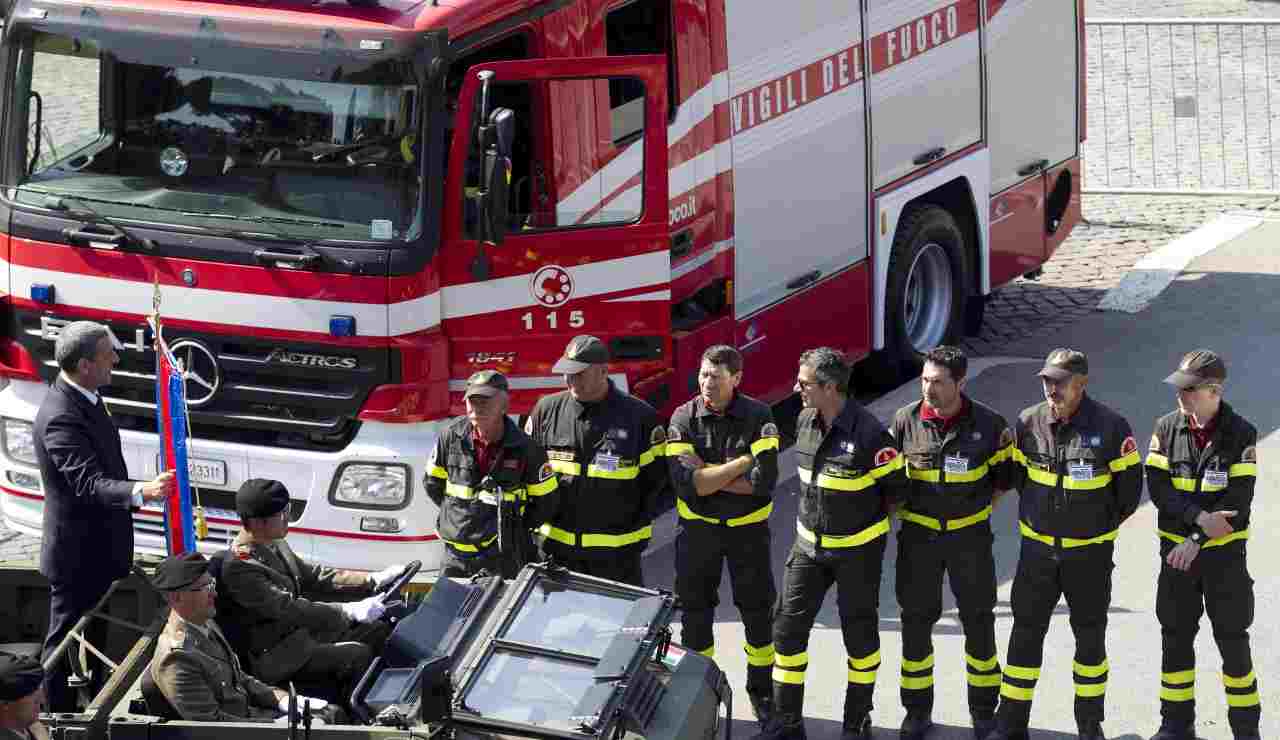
top-left (178, 212), bottom-right (354, 270)
top-left (16, 187), bottom-right (158, 251)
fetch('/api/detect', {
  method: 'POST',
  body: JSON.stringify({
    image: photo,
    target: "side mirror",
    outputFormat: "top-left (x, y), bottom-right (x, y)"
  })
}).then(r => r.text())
top-left (476, 107), bottom-right (513, 246)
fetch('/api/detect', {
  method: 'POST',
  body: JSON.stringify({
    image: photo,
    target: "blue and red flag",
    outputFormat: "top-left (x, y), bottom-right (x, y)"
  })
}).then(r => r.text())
top-left (150, 316), bottom-right (196, 555)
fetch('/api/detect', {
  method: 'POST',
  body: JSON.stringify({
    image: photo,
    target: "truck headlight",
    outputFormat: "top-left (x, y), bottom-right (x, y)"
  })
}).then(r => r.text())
top-left (3, 418), bottom-right (36, 466)
top-left (330, 462), bottom-right (410, 510)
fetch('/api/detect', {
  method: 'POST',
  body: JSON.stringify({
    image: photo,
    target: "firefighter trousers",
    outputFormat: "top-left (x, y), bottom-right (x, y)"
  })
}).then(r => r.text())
top-left (771, 538), bottom-right (886, 723)
top-left (895, 522), bottom-right (1000, 717)
top-left (1157, 543), bottom-right (1260, 736)
top-left (675, 521), bottom-right (777, 697)
top-left (995, 539), bottom-right (1113, 732)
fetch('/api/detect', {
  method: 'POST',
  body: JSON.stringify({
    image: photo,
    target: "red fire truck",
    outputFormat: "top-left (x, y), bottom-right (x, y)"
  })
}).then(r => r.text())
top-left (0, 0), bottom-right (1083, 570)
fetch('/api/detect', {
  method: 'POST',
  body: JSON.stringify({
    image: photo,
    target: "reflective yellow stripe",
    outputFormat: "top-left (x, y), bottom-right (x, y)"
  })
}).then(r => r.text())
top-left (797, 518), bottom-right (890, 548)
top-left (1163, 670), bottom-right (1196, 684)
top-left (1161, 686), bottom-right (1196, 702)
top-left (773, 667), bottom-right (805, 685)
top-left (1227, 692), bottom-right (1261, 707)
top-left (1158, 528), bottom-right (1250, 548)
top-left (966, 654), bottom-right (1000, 672)
top-left (443, 534), bottom-right (498, 552)
top-left (1109, 450), bottom-right (1140, 472)
top-left (1000, 684), bottom-right (1035, 701)
top-left (527, 476), bottom-right (557, 497)
top-left (445, 482), bottom-right (475, 499)
top-left (1073, 660), bottom-right (1109, 678)
top-left (549, 460), bottom-right (581, 476)
top-left (676, 499), bottom-right (772, 527)
top-left (751, 436), bottom-right (780, 456)
top-left (429, 465), bottom-right (449, 479)
top-left (870, 454), bottom-right (904, 478)
top-left (1146, 453), bottom-right (1170, 470)
top-left (1230, 462), bottom-right (1257, 477)
top-left (848, 669), bottom-right (878, 685)
top-left (639, 443), bottom-right (665, 467)
top-left (968, 673), bottom-right (1002, 688)
top-left (775, 652), bottom-right (808, 668)
top-left (587, 464), bottom-right (640, 480)
top-left (581, 526), bottom-right (652, 547)
top-left (537, 523), bottom-right (575, 546)
top-left (697, 646), bottom-right (716, 659)
top-left (898, 506), bottom-right (991, 532)
top-left (1075, 683), bottom-right (1107, 698)
top-left (945, 463), bottom-right (990, 483)
top-left (1169, 477), bottom-right (1198, 492)
top-left (1223, 671), bottom-right (1257, 689)
top-left (848, 651), bottom-right (881, 670)
top-left (902, 654), bottom-right (934, 672)
top-left (900, 675), bottom-right (933, 690)
top-left (745, 643), bottom-right (775, 667)
top-left (1018, 454), bottom-right (1113, 490)
top-left (797, 466), bottom-right (876, 492)
top-left (906, 467), bottom-right (941, 482)
top-left (1020, 521), bottom-right (1118, 548)
top-left (666, 442), bottom-right (695, 456)
top-left (1004, 664), bottom-right (1041, 681)
top-left (989, 444), bottom-right (1015, 465)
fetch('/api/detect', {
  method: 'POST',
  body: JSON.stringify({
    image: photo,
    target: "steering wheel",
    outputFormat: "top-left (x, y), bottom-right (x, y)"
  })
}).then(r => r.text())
top-left (375, 560), bottom-right (421, 597)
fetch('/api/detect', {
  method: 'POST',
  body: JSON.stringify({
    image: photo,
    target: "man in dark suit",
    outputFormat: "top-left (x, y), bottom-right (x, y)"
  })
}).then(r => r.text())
top-left (34, 321), bottom-right (174, 712)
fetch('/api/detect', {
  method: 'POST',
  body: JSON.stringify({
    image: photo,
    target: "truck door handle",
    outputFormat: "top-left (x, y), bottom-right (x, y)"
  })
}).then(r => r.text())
top-left (670, 229), bottom-right (694, 259)
top-left (786, 270), bottom-right (822, 291)
top-left (253, 249), bottom-right (321, 268)
top-left (912, 147), bottom-right (947, 166)
top-left (1017, 158), bottom-right (1051, 177)
top-left (62, 226), bottom-right (123, 247)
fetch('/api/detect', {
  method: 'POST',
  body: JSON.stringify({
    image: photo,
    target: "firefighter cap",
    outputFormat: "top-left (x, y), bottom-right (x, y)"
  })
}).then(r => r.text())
top-left (152, 552), bottom-right (210, 593)
top-left (0, 652), bottom-right (43, 701)
top-left (465, 369), bottom-right (509, 398)
top-left (1037, 348), bottom-right (1089, 381)
top-left (552, 335), bottom-right (609, 375)
top-left (1164, 349), bottom-right (1226, 390)
top-left (236, 478), bottom-right (290, 519)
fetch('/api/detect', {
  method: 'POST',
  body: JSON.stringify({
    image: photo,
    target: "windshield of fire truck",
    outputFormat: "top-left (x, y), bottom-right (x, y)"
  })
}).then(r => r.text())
top-left (9, 30), bottom-right (423, 243)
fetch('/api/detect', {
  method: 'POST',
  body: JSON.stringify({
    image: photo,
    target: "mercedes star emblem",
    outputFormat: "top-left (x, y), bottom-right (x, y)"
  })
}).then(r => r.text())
top-left (168, 339), bottom-right (221, 407)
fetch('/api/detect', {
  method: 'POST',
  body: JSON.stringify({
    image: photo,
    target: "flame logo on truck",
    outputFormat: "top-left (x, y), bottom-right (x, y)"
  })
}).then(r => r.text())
top-left (530, 265), bottom-right (574, 307)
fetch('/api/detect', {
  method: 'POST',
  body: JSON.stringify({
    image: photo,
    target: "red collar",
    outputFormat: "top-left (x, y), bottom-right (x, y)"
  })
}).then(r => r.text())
top-left (1188, 413), bottom-right (1217, 449)
top-left (921, 398), bottom-right (967, 432)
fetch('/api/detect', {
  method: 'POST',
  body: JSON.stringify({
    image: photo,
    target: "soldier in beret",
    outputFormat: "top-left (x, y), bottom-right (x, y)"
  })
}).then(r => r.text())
top-left (0, 653), bottom-right (47, 740)
top-left (149, 552), bottom-right (331, 723)
top-left (216, 479), bottom-right (404, 705)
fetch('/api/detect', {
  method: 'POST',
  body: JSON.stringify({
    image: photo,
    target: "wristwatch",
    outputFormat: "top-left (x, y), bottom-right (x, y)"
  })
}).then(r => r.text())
top-left (1189, 531), bottom-right (1206, 545)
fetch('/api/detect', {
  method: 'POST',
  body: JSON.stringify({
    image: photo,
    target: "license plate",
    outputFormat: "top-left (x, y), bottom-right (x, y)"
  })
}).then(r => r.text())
top-left (158, 455), bottom-right (228, 487)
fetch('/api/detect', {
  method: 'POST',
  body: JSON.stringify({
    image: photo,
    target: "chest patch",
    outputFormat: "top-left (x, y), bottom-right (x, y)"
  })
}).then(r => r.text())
top-left (1068, 461), bottom-right (1095, 481)
top-left (944, 455), bottom-right (970, 474)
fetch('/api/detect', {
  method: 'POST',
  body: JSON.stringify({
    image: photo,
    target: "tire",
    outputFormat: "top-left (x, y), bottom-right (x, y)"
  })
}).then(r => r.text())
top-left (861, 204), bottom-right (969, 390)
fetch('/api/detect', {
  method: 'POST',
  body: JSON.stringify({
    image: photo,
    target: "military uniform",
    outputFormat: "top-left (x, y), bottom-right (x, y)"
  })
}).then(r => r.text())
top-left (150, 610), bottom-right (280, 722)
top-left (666, 393), bottom-right (779, 706)
top-left (425, 414), bottom-right (560, 577)
top-left (769, 399), bottom-right (906, 734)
top-left (890, 397), bottom-right (1015, 725)
top-left (993, 378), bottom-right (1142, 737)
top-left (525, 379), bottom-right (667, 586)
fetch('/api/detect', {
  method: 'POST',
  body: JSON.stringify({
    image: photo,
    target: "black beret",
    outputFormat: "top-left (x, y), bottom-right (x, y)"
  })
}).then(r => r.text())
top-left (0, 652), bottom-right (44, 701)
top-left (236, 478), bottom-right (290, 519)
top-left (152, 552), bottom-right (209, 592)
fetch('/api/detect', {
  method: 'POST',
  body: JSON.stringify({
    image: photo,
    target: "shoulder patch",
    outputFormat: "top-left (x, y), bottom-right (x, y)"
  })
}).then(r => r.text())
top-left (1149, 433), bottom-right (1161, 453)
top-left (667, 425), bottom-right (682, 442)
top-left (1242, 445), bottom-right (1257, 463)
top-left (998, 427), bottom-right (1014, 449)
top-left (650, 426), bottom-right (666, 445)
top-left (761, 422), bottom-right (779, 438)
top-left (874, 447), bottom-right (899, 466)
top-left (538, 462), bottom-right (554, 481)
top-left (1120, 436), bottom-right (1137, 456)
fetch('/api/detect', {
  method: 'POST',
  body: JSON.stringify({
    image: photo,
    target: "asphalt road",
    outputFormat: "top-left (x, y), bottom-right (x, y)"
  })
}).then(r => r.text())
top-left (638, 223), bottom-right (1280, 740)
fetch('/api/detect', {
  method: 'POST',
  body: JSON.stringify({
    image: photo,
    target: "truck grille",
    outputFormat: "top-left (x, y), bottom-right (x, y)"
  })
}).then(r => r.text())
top-left (15, 310), bottom-right (392, 451)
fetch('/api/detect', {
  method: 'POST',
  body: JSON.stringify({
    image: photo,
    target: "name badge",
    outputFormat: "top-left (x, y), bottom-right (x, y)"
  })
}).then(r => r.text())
top-left (944, 455), bottom-right (969, 475)
top-left (593, 453), bottom-right (621, 472)
top-left (1203, 470), bottom-right (1229, 488)
top-left (1068, 462), bottom-right (1094, 482)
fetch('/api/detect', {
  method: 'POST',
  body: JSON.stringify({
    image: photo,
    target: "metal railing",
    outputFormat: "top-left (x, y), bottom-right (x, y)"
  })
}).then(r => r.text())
top-left (1084, 18), bottom-right (1280, 196)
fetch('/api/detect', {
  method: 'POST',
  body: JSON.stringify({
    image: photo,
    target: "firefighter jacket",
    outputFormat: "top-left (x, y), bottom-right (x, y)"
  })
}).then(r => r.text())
top-left (793, 399), bottom-right (907, 554)
top-left (666, 393), bottom-right (780, 527)
top-left (1010, 395), bottom-right (1143, 547)
top-left (525, 381), bottom-right (668, 556)
top-left (424, 416), bottom-right (559, 555)
top-left (1145, 401), bottom-right (1257, 550)
top-left (890, 397), bottom-right (1016, 533)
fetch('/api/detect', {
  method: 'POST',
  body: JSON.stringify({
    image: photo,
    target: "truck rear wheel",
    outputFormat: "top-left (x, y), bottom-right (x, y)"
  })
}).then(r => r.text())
top-left (863, 204), bottom-right (968, 389)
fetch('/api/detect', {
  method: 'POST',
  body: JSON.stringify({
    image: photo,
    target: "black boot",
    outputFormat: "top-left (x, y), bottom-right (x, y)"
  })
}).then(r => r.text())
top-left (748, 690), bottom-right (775, 727)
top-left (1078, 721), bottom-right (1106, 740)
top-left (1149, 720), bottom-right (1195, 740)
top-left (985, 727), bottom-right (1030, 740)
top-left (752, 713), bottom-right (807, 740)
top-left (900, 709), bottom-right (933, 740)
top-left (971, 714), bottom-right (997, 740)
top-left (842, 714), bottom-right (872, 740)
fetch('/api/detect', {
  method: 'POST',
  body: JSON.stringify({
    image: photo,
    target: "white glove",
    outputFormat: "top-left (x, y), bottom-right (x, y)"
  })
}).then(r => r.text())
top-left (276, 695), bottom-right (329, 715)
top-left (368, 563), bottom-right (406, 591)
top-left (341, 594), bottom-right (387, 623)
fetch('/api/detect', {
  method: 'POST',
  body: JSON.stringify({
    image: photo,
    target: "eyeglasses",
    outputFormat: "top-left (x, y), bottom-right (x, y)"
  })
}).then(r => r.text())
top-left (795, 379), bottom-right (825, 391)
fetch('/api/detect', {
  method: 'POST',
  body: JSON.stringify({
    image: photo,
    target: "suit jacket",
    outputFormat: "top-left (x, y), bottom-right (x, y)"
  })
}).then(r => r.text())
top-left (216, 533), bottom-right (372, 683)
top-left (150, 610), bottom-right (280, 722)
top-left (34, 376), bottom-right (136, 584)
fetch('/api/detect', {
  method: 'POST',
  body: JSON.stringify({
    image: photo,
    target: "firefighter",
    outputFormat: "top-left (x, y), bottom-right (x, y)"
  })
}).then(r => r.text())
top-left (524, 335), bottom-right (668, 587)
top-left (889, 346), bottom-right (1015, 740)
top-left (1145, 350), bottom-right (1260, 740)
top-left (755, 347), bottom-right (906, 740)
top-left (667, 345), bottom-right (780, 725)
top-left (988, 349), bottom-right (1143, 740)
top-left (424, 370), bottom-right (560, 578)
